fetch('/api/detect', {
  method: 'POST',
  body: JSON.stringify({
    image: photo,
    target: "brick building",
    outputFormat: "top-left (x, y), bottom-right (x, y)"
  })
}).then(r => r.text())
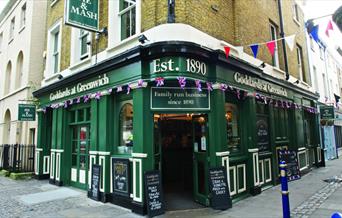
top-left (33, 0), bottom-right (321, 214)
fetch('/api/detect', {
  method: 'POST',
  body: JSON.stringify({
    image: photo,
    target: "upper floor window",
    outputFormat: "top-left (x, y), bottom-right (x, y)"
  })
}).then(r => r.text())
top-left (319, 46), bottom-right (324, 59)
top-left (4, 61), bottom-right (12, 95)
top-left (269, 22), bottom-right (279, 68)
top-left (0, 32), bottom-right (3, 53)
top-left (293, 3), bottom-right (300, 22)
top-left (9, 17), bottom-right (15, 40)
top-left (20, 3), bottom-right (26, 28)
top-left (119, 0), bottom-right (136, 40)
top-left (15, 51), bottom-right (24, 89)
top-left (309, 36), bottom-right (315, 51)
top-left (296, 44), bottom-right (306, 82)
top-left (47, 21), bottom-right (62, 75)
top-left (80, 29), bottom-right (90, 59)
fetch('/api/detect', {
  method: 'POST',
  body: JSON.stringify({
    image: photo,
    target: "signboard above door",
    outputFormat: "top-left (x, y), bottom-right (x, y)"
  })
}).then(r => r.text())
top-left (151, 87), bottom-right (210, 110)
top-left (18, 104), bottom-right (36, 121)
top-left (320, 106), bottom-right (334, 120)
top-left (65, 0), bottom-right (100, 32)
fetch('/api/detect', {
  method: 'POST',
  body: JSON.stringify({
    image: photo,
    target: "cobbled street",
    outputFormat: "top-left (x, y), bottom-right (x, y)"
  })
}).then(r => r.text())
top-left (1, 156), bottom-right (342, 218)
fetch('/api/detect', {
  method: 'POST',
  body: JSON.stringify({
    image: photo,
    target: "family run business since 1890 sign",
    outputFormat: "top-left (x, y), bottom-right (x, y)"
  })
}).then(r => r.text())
top-left (65, 0), bottom-right (99, 32)
top-left (151, 87), bottom-right (210, 110)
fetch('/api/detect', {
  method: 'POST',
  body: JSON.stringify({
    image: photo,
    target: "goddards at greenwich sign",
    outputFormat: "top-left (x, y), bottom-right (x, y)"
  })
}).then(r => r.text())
top-left (49, 74), bottom-right (109, 101)
top-left (65, 0), bottom-right (99, 32)
top-left (234, 72), bottom-right (288, 97)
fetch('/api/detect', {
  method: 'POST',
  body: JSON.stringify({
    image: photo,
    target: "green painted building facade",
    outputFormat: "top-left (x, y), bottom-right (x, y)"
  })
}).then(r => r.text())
top-left (33, 42), bottom-right (321, 214)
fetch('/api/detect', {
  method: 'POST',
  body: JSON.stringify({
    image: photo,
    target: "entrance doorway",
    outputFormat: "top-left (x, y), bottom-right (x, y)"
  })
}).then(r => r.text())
top-left (154, 113), bottom-right (209, 210)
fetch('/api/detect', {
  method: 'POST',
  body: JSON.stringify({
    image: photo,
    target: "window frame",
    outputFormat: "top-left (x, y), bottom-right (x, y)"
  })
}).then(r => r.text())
top-left (269, 22), bottom-right (279, 68)
top-left (20, 3), bottom-right (26, 29)
top-left (9, 17), bottom-right (15, 41)
top-left (46, 20), bottom-right (62, 76)
top-left (79, 29), bottom-right (90, 59)
top-left (296, 44), bottom-right (306, 82)
top-left (0, 32), bottom-right (3, 53)
top-left (108, 0), bottom-right (141, 48)
top-left (293, 3), bottom-right (300, 24)
top-left (117, 100), bottom-right (134, 155)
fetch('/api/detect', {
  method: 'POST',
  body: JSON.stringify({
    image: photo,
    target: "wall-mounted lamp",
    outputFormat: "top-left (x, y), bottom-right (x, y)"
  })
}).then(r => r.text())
top-left (259, 62), bottom-right (266, 68)
top-left (138, 34), bottom-right (149, 44)
top-left (57, 74), bottom-right (63, 80)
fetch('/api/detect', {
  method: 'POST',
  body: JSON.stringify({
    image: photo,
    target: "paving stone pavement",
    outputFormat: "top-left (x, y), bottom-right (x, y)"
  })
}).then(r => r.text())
top-left (1, 156), bottom-right (342, 218)
top-left (0, 177), bottom-right (140, 218)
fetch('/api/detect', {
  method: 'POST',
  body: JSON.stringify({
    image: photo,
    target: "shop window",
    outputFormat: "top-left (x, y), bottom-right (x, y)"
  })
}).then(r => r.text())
top-left (118, 102), bottom-right (133, 154)
top-left (274, 106), bottom-right (289, 141)
top-left (70, 107), bottom-right (91, 124)
top-left (256, 101), bottom-right (270, 152)
top-left (225, 103), bottom-right (240, 151)
top-left (304, 112), bottom-right (313, 146)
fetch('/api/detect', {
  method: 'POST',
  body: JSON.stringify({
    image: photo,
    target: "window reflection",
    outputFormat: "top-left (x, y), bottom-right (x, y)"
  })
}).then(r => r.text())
top-left (225, 103), bottom-right (240, 151)
top-left (119, 103), bottom-right (133, 154)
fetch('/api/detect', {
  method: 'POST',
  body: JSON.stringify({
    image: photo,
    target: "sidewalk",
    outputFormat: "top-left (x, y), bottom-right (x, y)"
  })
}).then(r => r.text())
top-left (165, 157), bottom-right (342, 218)
top-left (1, 158), bottom-right (342, 218)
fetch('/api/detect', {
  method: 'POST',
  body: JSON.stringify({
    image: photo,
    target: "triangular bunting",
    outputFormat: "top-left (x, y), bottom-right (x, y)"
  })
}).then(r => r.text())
top-left (224, 46), bottom-right (231, 59)
top-left (325, 20), bottom-right (334, 37)
top-left (285, 35), bottom-right (296, 51)
top-left (310, 25), bottom-right (319, 42)
top-left (266, 41), bottom-right (276, 56)
top-left (250, 44), bottom-right (259, 58)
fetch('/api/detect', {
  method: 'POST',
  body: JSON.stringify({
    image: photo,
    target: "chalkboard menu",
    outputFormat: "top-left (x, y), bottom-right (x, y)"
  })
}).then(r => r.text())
top-left (256, 116), bottom-right (269, 152)
top-left (278, 150), bottom-right (301, 181)
top-left (112, 158), bottom-right (130, 197)
top-left (144, 170), bottom-right (165, 217)
top-left (208, 167), bottom-right (231, 210)
top-left (90, 164), bottom-right (101, 201)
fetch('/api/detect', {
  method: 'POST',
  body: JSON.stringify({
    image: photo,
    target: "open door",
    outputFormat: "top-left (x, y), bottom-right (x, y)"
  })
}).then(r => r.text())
top-left (192, 114), bottom-right (210, 206)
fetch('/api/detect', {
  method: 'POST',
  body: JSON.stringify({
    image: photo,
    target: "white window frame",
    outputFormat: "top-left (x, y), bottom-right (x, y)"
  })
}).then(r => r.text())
top-left (46, 20), bottom-right (62, 76)
top-left (293, 3), bottom-right (300, 25)
top-left (9, 17), bottom-right (15, 41)
top-left (108, 0), bottom-right (141, 48)
top-left (269, 22), bottom-right (279, 68)
top-left (70, 28), bottom-right (92, 66)
top-left (296, 45), bottom-right (304, 81)
top-left (20, 3), bottom-right (26, 29)
top-left (79, 29), bottom-right (90, 59)
top-left (0, 32), bottom-right (3, 53)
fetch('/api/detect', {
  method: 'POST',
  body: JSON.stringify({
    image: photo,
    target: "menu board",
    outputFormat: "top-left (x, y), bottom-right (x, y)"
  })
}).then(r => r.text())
top-left (278, 150), bottom-right (301, 181)
top-left (208, 167), bottom-right (231, 210)
top-left (112, 158), bottom-right (130, 197)
top-left (90, 164), bottom-right (101, 201)
top-left (144, 170), bottom-right (165, 217)
top-left (256, 116), bottom-right (269, 152)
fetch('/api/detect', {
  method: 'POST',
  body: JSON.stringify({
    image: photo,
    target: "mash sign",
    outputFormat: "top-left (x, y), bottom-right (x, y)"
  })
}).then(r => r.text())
top-left (65, 0), bottom-right (99, 32)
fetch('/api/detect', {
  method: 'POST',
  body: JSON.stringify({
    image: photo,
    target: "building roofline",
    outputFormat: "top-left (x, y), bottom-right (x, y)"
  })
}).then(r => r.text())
top-left (0, 0), bottom-right (19, 23)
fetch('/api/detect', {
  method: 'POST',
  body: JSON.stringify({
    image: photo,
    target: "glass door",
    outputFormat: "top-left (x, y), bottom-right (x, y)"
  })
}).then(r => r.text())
top-left (192, 114), bottom-right (210, 206)
top-left (71, 125), bottom-right (90, 189)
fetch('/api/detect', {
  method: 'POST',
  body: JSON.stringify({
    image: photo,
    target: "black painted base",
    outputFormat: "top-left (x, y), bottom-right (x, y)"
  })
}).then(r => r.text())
top-left (49, 179), bottom-right (63, 186)
top-left (131, 201), bottom-right (146, 215)
top-left (101, 193), bottom-right (111, 203)
top-left (111, 194), bottom-right (134, 210)
top-left (250, 186), bottom-right (261, 196)
top-left (34, 174), bottom-right (50, 180)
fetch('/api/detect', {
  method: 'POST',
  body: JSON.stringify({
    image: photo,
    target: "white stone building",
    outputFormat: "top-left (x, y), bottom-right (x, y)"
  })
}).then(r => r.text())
top-left (0, 0), bottom-right (47, 145)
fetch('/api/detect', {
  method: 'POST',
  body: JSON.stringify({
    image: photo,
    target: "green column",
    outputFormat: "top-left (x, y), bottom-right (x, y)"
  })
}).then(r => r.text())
top-left (97, 95), bottom-right (113, 199)
top-left (132, 87), bottom-right (153, 207)
top-left (208, 89), bottom-right (226, 167)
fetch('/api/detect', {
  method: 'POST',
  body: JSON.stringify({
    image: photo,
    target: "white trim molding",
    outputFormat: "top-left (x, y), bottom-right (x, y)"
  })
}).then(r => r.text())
top-left (132, 158), bottom-right (143, 202)
top-left (43, 156), bottom-right (50, 174)
top-left (50, 152), bottom-right (55, 179)
top-left (132, 153), bottom-right (147, 158)
top-left (216, 151), bottom-right (230, 157)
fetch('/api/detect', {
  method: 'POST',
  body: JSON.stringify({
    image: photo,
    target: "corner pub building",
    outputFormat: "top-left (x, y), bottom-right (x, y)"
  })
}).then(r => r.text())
top-left (33, 42), bottom-right (321, 213)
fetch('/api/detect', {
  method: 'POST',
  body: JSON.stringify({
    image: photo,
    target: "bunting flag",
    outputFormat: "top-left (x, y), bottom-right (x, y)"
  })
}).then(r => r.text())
top-left (284, 35), bottom-right (296, 51)
top-left (250, 44), bottom-right (259, 58)
top-left (325, 20), bottom-right (334, 37)
top-left (310, 25), bottom-right (319, 42)
top-left (224, 46), bottom-right (231, 59)
top-left (266, 40), bottom-right (276, 56)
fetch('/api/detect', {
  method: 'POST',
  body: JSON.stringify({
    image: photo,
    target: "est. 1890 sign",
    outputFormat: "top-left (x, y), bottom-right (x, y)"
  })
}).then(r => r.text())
top-left (65, 0), bottom-right (99, 32)
top-left (18, 104), bottom-right (36, 121)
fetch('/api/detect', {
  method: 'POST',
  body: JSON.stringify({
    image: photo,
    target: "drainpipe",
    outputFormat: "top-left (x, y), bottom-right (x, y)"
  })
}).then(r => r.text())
top-left (167, 0), bottom-right (175, 23)
top-left (277, 0), bottom-right (290, 80)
